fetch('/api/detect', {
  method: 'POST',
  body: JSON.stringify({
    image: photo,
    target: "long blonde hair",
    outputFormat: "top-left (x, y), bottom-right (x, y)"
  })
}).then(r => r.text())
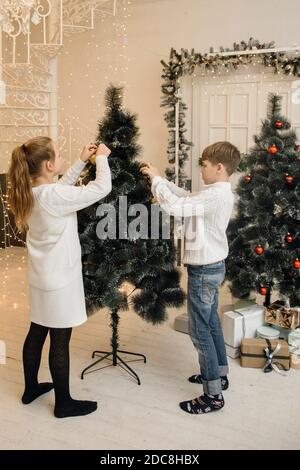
top-left (8, 136), bottom-right (55, 232)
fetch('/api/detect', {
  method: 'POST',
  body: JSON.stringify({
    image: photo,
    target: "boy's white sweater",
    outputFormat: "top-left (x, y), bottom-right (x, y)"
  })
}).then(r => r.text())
top-left (26, 155), bottom-right (111, 290)
top-left (151, 176), bottom-right (234, 265)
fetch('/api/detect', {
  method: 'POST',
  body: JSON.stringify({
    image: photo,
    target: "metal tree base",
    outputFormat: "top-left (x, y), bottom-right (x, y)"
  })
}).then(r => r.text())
top-left (80, 349), bottom-right (146, 385)
top-left (80, 308), bottom-right (146, 385)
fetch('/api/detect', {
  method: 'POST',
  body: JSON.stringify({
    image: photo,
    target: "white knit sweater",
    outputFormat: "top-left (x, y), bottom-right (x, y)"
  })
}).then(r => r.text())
top-left (151, 176), bottom-right (234, 265)
top-left (26, 155), bottom-right (111, 290)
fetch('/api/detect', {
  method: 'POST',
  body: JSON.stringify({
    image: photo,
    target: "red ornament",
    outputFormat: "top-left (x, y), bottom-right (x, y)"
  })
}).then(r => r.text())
top-left (259, 287), bottom-right (268, 295)
top-left (244, 174), bottom-right (252, 183)
top-left (285, 174), bottom-right (294, 184)
top-left (268, 144), bottom-right (278, 154)
top-left (274, 120), bottom-right (283, 129)
top-left (293, 258), bottom-right (300, 269)
top-left (285, 233), bottom-right (294, 244)
top-left (255, 245), bottom-right (264, 255)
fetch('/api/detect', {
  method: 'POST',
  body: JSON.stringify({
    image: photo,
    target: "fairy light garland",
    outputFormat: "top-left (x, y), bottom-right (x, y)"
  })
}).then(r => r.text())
top-left (1, 1), bottom-right (132, 248)
top-left (0, 182), bottom-right (26, 249)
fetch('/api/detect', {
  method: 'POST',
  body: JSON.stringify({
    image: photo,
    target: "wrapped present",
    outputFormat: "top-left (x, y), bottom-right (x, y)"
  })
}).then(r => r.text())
top-left (270, 324), bottom-right (290, 341)
top-left (256, 325), bottom-right (280, 340)
top-left (288, 329), bottom-right (300, 349)
top-left (225, 344), bottom-right (240, 359)
top-left (174, 313), bottom-right (188, 334)
top-left (240, 338), bottom-right (290, 373)
top-left (265, 301), bottom-right (300, 329)
top-left (290, 350), bottom-right (300, 370)
top-left (222, 304), bottom-right (265, 351)
top-left (288, 330), bottom-right (300, 370)
top-left (219, 299), bottom-right (256, 316)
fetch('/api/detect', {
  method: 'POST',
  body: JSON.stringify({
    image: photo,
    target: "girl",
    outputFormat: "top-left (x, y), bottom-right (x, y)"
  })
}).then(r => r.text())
top-left (8, 136), bottom-right (112, 418)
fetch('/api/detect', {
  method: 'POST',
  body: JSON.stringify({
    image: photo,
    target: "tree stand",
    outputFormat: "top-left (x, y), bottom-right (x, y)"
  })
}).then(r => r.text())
top-left (81, 308), bottom-right (146, 385)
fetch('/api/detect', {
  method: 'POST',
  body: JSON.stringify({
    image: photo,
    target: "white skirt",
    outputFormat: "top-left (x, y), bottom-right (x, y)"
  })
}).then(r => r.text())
top-left (29, 273), bottom-right (87, 328)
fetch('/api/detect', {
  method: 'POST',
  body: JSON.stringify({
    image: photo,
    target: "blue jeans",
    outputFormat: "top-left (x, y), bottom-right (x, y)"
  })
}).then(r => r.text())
top-left (187, 260), bottom-right (228, 395)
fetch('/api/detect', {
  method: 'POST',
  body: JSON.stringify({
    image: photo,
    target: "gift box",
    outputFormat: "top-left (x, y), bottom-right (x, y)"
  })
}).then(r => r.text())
top-left (240, 338), bottom-right (290, 370)
top-left (288, 329), bottom-right (300, 348)
top-left (270, 324), bottom-right (290, 341)
top-left (219, 299), bottom-right (256, 315)
top-left (174, 313), bottom-right (189, 334)
top-left (265, 301), bottom-right (300, 329)
top-left (225, 344), bottom-right (240, 359)
top-left (222, 304), bottom-right (265, 351)
top-left (288, 330), bottom-right (300, 370)
top-left (290, 351), bottom-right (300, 370)
top-left (256, 325), bottom-right (280, 340)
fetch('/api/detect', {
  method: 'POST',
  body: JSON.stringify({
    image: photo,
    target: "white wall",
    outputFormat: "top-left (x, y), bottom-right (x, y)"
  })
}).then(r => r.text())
top-left (58, 0), bottom-right (300, 172)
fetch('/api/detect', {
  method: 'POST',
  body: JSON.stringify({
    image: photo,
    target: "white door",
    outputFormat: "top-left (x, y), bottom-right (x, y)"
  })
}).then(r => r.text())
top-left (197, 83), bottom-right (257, 192)
top-left (184, 69), bottom-right (299, 192)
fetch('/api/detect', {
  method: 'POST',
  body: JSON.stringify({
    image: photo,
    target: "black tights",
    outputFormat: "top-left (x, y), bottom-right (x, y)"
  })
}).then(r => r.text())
top-left (22, 322), bottom-right (97, 418)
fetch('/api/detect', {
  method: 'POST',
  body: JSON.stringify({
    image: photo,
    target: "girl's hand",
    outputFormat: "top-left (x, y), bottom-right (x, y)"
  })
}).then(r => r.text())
top-left (80, 143), bottom-right (98, 162)
top-left (140, 163), bottom-right (161, 181)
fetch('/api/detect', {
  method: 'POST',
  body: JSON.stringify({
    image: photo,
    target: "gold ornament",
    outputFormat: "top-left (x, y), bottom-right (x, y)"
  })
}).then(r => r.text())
top-left (89, 154), bottom-right (97, 165)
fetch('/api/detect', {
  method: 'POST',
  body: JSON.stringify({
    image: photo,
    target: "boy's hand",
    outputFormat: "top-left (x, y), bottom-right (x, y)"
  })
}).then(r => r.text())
top-left (140, 163), bottom-right (161, 181)
top-left (96, 143), bottom-right (111, 158)
top-left (80, 143), bottom-right (98, 162)
top-left (89, 143), bottom-right (111, 165)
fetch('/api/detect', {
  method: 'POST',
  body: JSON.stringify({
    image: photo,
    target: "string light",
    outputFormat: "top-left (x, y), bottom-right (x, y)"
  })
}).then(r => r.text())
top-left (1, 1), bottom-right (132, 244)
top-left (0, 183), bottom-right (26, 248)
top-left (0, 248), bottom-right (27, 305)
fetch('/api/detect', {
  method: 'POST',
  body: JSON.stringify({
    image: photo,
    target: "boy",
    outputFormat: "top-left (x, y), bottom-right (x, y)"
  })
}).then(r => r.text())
top-left (140, 141), bottom-right (241, 415)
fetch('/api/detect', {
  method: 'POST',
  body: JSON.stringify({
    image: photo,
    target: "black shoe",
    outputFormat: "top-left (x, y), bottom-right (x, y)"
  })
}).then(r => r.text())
top-left (179, 393), bottom-right (224, 414)
top-left (54, 400), bottom-right (98, 418)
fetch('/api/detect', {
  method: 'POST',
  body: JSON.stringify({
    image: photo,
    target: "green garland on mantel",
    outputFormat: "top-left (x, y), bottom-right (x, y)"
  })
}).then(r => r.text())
top-left (161, 38), bottom-right (300, 186)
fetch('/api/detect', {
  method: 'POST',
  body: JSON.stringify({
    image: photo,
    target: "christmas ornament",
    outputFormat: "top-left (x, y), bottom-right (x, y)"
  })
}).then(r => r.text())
top-left (255, 245), bottom-right (264, 255)
top-left (285, 233), bottom-right (294, 244)
top-left (259, 287), bottom-right (268, 295)
top-left (244, 174), bottom-right (252, 183)
top-left (285, 174), bottom-right (294, 184)
top-left (268, 144), bottom-right (278, 154)
top-left (293, 258), bottom-right (300, 269)
top-left (89, 154), bottom-right (97, 165)
top-left (274, 120), bottom-right (283, 129)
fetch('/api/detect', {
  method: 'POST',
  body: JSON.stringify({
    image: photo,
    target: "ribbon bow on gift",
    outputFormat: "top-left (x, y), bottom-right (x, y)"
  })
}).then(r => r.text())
top-left (263, 339), bottom-right (288, 376)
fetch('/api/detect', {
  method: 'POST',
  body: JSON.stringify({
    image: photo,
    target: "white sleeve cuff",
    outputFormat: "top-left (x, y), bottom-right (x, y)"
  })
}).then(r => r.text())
top-left (77, 158), bottom-right (87, 167)
top-left (96, 155), bottom-right (108, 163)
top-left (151, 175), bottom-right (164, 191)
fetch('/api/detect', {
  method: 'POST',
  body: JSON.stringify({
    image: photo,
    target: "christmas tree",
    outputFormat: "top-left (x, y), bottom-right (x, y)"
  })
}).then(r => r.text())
top-left (226, 93), bottom-right (300, 307)
top-left (78, 84), bottom-right (185, 327)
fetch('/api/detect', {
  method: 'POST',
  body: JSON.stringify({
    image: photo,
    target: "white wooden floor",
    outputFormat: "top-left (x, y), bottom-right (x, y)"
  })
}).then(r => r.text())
top-left (1, 247), bottom-right (300, 450)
